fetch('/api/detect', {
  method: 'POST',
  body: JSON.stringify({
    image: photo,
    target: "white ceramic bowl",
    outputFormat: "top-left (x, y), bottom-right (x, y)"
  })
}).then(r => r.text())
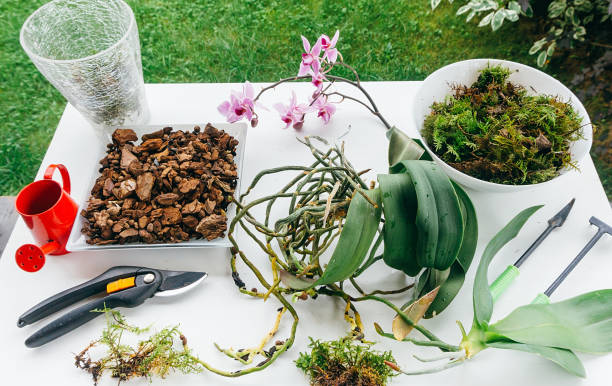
top-left (412, 59), bottom-right (592, 193)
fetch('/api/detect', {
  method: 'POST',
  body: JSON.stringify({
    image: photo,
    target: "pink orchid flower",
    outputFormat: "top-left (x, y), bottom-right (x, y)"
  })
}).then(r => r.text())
top-left (274, 91), bottom-right (311, 129)
top-left (298, 36), bottom-right (322, 77)
top-left (311, 71), bottom-right (327, 92)
top-left (312, 95), bottom-right (336, 124)
top-left (218, 81), bottom-right (255, 123)
top-left (320, 30), bottom-right (340, 63)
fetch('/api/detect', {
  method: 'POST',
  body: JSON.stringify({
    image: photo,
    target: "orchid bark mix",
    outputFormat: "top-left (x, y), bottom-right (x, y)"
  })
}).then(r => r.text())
top-left (217, 31), bottom-right (391, 130)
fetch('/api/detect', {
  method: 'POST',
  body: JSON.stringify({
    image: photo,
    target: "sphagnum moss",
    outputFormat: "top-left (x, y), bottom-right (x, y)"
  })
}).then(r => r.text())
top-left (422, 64), bottom-right (584, 185)
top-left (295, 337), bottom-right (397, 386)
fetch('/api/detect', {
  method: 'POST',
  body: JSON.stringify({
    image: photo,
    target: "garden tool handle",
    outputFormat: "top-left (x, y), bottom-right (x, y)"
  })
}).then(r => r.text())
top-left (531, 293), bottom-right (551, 305)
top-left (489, 265), bottom-right (520, 302)
top-left (24, 282), bottom-right (157, 348)
top-left (17, 266), bottom-right (144, 327)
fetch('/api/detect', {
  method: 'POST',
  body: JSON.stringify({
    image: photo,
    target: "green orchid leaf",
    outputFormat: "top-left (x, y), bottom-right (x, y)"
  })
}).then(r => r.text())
top-left (423, 262), bottom-right (465, 318)
top-left (486, 341), bottom-right (585, 378)
top-left (488, 289), bottom-right (612, 354)
top-left (393, 161), bottom-right (464, 271)
top-left (313, 188), bottom-right (382, 286)
top-left (424, 183), bottom-right (478, 316)
top-left (415, 268), bottom-right (431, 299)
top-left (452, 182), bottom-right (478, 271)
top-left (473, 205), bottom-right (543, 327)
top-left (386, 126), bottom-right (425, 167)
top-left (378, 173), bottom-right (420, 276)
top-left (413, 139), bottom-right (433, 161)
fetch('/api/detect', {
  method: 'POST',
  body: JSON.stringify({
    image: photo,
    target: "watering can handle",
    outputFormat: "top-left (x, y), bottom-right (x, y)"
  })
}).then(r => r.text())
top-left (43, 164), bottom-right (71, 194)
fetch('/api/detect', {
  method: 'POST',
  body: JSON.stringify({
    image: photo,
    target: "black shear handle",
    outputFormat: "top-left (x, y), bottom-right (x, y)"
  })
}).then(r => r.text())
top-left (17, 266), bottom-right (143, 328)
top-left (25, 280), bottom-right (159, 348)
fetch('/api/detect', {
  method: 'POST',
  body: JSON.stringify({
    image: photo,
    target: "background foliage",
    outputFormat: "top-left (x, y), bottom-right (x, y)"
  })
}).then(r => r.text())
top-left (0, 0), bottom-right (609, 197)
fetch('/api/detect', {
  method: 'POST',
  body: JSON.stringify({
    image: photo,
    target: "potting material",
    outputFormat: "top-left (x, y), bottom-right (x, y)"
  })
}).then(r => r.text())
top-left (80, 125), bottom-right (238, 245)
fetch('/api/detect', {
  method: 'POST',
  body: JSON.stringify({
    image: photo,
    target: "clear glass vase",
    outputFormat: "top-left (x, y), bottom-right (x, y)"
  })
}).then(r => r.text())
top-left (20, 0), bottom-right (149, 131)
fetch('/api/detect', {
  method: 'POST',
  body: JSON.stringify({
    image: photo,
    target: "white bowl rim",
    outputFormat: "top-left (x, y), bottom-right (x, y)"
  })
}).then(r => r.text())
top-left (412, 58), bottom-right (593, 191)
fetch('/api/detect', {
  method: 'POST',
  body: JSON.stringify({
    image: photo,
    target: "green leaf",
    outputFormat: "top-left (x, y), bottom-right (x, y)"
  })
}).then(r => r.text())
top-left (537, 51), bottom-right (547, 67)
top-left (548, 1), bottom-right (567, 18)
top-left (488, 290), bottom-right (612, 354)
top-left (473, 205), bottom-right (542, 327)
top-left (456, 4), bottom-right (471, 15)
top-left (378, 174), bottom-right (420, 276)
top-left (491, 10), bottom-right (505, 31)
top-left (386, 127), bottom-right (425, 167)
top-left (486, 341), bottom-right (585, 377)
top-left (573, 26), bottom-right (586, 40)
top-left (423, 182), bottom-right (478, 318)
top-left (413, 139), bottom-right (433, 161)
top-left (391, 161), bottom-right (464, 270)
top-left (504, 9), bottom-right (519, 22)
top-left (423, 263), bottom-right (464, 318)
top-left (529, 37), bottom-right (547, 54)
top-left (452, 183), bottom-right (478, 271)
top-left (479, 11), bottom-right (495, 27)
top-left (466, 10), bottom-right (477, 22)
top-left (507, 1), bottom-right (521, 13)
top-left (313, 188), bottom-right (382, 286)
top-left (546, 41), bottom-right (556, 57)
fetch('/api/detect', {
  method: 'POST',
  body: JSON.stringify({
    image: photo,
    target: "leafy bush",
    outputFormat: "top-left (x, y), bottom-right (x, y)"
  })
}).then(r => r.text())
top-left (431, 0), bottom-right (611, 67)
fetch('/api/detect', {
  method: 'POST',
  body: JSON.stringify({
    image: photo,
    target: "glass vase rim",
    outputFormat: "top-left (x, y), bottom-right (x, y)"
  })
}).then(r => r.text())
top-left (19, 0), bottom-right (136, 64)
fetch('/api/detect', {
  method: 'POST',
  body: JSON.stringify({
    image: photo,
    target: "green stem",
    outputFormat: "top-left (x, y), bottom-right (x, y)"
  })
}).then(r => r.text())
top-left (351, 295), bottom-right (442, 343)
top-left (374, 325), bottom-right (460, 352)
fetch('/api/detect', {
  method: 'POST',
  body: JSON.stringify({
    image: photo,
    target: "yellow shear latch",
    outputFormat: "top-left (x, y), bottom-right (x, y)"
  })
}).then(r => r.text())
top-left (106, 277), bottom-right (135, 293)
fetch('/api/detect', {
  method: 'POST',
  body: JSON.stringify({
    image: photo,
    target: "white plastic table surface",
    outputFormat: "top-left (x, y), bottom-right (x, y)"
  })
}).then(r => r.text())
top-left (1, 82), bottom-right (611, 386)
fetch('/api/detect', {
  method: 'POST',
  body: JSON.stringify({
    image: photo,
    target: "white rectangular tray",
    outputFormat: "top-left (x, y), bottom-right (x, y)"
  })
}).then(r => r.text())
top-left (66, 122), bottom-right (247, 251)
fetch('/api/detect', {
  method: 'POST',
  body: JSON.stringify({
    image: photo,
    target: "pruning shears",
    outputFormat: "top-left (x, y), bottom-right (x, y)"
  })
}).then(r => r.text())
top-left (17, 266), bottom-right (206, 348)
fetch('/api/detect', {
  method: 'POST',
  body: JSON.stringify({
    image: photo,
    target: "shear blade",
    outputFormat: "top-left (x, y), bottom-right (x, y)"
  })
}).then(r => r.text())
top-left (155, 270), bottom-right (207, 297)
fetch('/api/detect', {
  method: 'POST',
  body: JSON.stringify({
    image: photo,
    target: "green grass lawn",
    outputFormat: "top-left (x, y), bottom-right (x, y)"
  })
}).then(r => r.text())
top-left (0, 0), bottom-right (607, 195)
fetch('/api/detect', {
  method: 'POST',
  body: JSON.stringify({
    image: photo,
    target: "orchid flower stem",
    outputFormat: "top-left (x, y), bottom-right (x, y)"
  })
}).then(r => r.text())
top-left (335, 61), bottom-right (361, 83)
top-left (397, 359), bottom-right (465, 375)
top-left (325, 91), bottom-right (379, 116)
top-left (326, 74), bottom-right (392, 129)
top-left (252, 74), bottom-right (392, 130)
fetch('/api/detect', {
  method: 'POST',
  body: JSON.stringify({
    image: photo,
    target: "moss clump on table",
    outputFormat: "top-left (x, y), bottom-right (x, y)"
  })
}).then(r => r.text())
top-left (422, 65), bottom-right (583, 185)
top-left (295, 338), bottom-right (397, 386)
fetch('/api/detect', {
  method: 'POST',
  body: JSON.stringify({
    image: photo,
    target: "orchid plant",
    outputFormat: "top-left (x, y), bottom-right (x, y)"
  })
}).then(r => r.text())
top-left (217, 31), bottom-right (392, 130)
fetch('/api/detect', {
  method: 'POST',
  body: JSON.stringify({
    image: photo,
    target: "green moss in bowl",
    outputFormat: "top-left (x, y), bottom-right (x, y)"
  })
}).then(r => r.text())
top-left (422, 65), bottom-right (583, 185)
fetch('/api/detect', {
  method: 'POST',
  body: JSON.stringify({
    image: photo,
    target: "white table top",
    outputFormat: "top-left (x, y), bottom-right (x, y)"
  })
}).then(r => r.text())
top-left (1, 82), bottom-right (611, 386)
